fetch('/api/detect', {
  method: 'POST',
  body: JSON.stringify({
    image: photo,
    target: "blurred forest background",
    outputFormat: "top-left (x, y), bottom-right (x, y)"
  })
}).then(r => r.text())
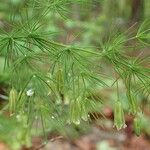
top-left (0, 0), bottom-right (150, 150)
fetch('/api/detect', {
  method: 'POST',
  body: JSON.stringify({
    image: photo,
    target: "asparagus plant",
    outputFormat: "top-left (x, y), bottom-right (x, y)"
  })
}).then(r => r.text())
top-left (0, 0), bottom-right (150, 148)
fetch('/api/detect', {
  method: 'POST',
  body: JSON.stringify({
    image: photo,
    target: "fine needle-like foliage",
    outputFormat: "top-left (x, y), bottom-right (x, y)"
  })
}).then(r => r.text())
top-left (0, 0), bottom-right (150, 148)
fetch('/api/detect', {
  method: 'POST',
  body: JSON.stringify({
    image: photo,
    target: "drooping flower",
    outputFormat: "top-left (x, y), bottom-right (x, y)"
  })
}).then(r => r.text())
top-left (9, 88), bottom-right (18, 115)
top-left (70, 98), bottom-right (81, 125)
top-left (114, 100), bottom-right (127, 130)
top-left (126, 91), bottom-right (138, 115)
top-left (133, 113), bottom-right (142, 136)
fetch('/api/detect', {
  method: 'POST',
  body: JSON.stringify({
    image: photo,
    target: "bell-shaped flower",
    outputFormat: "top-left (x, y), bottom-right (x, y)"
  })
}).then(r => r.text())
top-left (114, 100), bottom-right (127, 130)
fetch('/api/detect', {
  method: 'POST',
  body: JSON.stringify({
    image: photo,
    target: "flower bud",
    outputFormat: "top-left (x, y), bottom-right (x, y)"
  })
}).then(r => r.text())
top-left (81, 106), bottom-right (88, 121)
top-left (133, 114), bottom-right (142, 136)
top-left (114, 100), bottom-right (126, 130)
top-left (17, 91), bottom-right (26, 110)
top-left (56, 69), bottom-right (64, 93)
top-left (126, 91), bottom-right (138, 115)
top-left (70, 98), bottom-right (81, 125)
top-left (9, 88), bottom-right (18, 115)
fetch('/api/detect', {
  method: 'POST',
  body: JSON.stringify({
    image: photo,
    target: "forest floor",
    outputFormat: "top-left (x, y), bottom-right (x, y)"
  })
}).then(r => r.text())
top-left (21, 119), bottom-right (150, 150)
top-left (25, 127), bottom-right (150, 150)
top-left (1, 89), bottom-right (150, 150)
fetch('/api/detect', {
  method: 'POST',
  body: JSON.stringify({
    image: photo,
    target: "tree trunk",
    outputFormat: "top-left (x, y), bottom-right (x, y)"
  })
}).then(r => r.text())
top-left (131, 0), bottom-right (144, 22)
